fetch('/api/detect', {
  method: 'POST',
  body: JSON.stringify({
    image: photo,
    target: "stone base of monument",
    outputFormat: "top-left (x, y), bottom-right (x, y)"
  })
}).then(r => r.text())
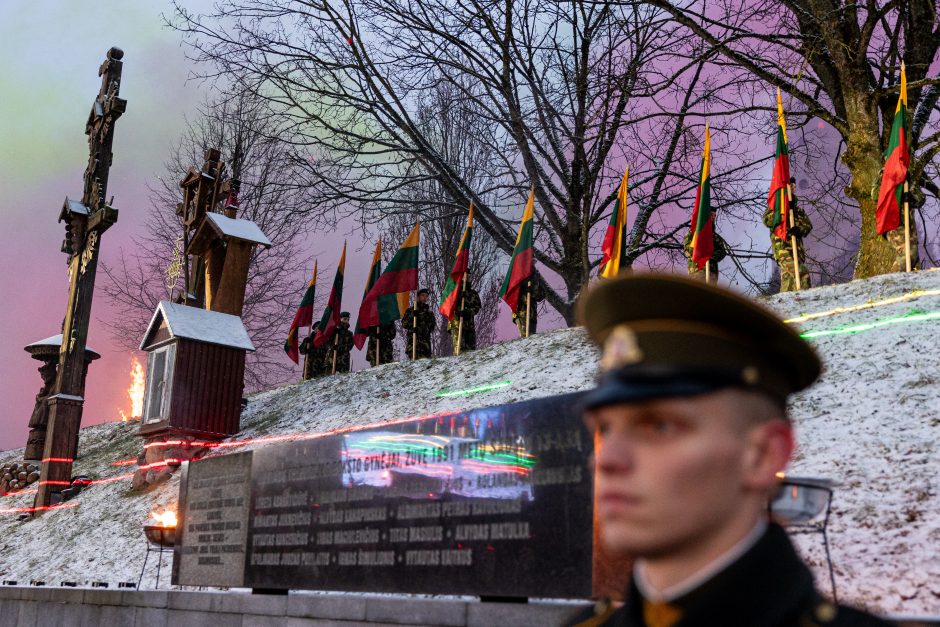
top-left (0, 461), bottom-right (40, 495)
top-left (131, 435), bottom-right (212, 491)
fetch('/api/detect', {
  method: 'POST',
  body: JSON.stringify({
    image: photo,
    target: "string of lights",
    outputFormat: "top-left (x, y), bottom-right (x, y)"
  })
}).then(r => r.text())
top-left (800, 310), bottom-right (940, 339)
top-left (784, 288), bottom-right (940, 324)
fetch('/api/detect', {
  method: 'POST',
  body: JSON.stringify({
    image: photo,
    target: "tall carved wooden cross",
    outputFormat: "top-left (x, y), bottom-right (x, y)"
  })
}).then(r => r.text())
top-left (35, 48), bottom-right (127, 509)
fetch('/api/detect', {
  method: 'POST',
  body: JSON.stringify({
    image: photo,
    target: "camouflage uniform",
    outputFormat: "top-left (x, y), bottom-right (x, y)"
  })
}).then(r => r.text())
top-left (326, 320), bottom-right (355, 374)
top-left (299, 326), bottom-right (328, 380)
top-left (762, 189), bottom-right (812, 292)
top-left (402, 302), bottom-right (437, 359)
top-left (872, 168), bottom-right (920, 272)
top-left (366, 323), bottom-right (397, 366)
top-left (447, 286), bottom-right (482, 354)
top-left (683, 231), bottom-right (727, 283)
top-left (512, 279), bottom-right (545, 337)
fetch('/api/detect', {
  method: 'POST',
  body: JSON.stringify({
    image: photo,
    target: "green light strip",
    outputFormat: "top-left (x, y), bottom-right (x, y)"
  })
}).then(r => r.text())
top-left (801, 311), bottom-right (940, 338)
top-left (436, 381), bottom-right (512, 398)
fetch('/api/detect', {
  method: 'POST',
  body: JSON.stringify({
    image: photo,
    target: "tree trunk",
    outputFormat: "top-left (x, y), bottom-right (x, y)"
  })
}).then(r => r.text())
top-left (841, 110), bottom-right (896, 279)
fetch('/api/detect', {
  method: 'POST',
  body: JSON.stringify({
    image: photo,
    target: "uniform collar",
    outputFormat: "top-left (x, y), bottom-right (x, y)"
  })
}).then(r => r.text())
top-left (626, 523), bottom-right (817, 627)
top-left (633, 520), bottom-right (767, 603)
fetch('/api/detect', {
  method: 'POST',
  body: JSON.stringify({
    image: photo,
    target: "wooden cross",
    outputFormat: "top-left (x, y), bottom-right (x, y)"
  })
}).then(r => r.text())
top-left (35, 48), bottom-right (127, 509)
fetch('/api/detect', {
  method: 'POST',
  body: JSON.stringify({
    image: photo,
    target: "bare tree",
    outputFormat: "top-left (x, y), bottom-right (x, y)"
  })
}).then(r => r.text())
top-left (101, 90), bottom-right (312, 390)
top-left (171, 0), bottom-right (788, 321)
top-left (642, 0), bottom-right (940, 277)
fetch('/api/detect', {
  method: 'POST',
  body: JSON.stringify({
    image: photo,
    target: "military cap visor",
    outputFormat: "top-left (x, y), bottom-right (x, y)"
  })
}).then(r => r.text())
top-left (578, 273), bottom-right (821, 408)
top-left (340, 312), bottom-right (351, 318)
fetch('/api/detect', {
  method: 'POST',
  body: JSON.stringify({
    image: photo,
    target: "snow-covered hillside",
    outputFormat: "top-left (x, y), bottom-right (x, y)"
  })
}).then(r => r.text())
top-left (0, 270), bottom-right (937, 617)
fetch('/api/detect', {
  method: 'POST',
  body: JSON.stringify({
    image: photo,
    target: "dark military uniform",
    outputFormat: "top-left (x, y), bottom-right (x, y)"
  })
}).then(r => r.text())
top-left (682, 231), bottom-right (727, 283)
top-left (366, 322), bottom-right (396, 366)
top-left (571, 274), bottom-right (891, 627)
top-left (327, 319), bottom-right (355, 374)
top-left (763, 181), bottom-right (812, 292)
top-left (567, 523), bottom-right (890, 626)
top-left (512, 278), bottom-right (545, 337)
top-left (299, 328), bottom-right (327, 380)
top-left (447, 286), bottom-right (482, 354)
top-left (402, 302), bottom-right (436, 359)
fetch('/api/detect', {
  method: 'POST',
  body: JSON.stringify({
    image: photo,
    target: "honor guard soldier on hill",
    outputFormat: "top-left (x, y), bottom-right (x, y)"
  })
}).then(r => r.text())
top-left (299, 322), bottom-right (327, 380)
top-left (330, 312), bottom-right (355, 374)
top-left (367, 321), bottom-right (397, 366)
top-left (764, 177), bottom-right (812, 292)
top-left (448, 281), bottom-right (482, 353)
top-left (513, 277), bottom-right (545, 337)
top-left (568, 273), bottom-right (889, 627)
top-left (402, 288), bottom-right (437, 359)
top-left (682, 231), bottom-right (727, 283)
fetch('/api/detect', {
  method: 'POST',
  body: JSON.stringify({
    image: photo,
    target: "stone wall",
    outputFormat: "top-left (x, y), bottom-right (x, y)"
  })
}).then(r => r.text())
top-left (0, 587), bottom-right (587, 626)
top-left (0, 587), bottom-right (935, 627)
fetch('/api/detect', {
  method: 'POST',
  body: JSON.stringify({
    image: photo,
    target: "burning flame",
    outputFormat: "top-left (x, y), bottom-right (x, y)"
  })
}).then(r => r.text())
top-left (150, 509), bottom-right (178, 528)
top-left (119, 357), bottom-right (146, 422)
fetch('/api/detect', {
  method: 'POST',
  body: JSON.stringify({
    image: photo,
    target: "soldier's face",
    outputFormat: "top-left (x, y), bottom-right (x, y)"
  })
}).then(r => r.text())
top-left (586, 389), bottom-right (792, 560)
top-left (418, 293), bottom-right (429, 304)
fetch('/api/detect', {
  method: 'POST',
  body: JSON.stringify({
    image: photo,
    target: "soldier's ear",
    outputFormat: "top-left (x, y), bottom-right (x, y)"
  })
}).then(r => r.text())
top-left (741, 419), bottom-right (793, 493)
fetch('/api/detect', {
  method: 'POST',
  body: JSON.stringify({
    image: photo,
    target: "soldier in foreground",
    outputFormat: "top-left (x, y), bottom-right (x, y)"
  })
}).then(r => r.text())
top-left (448, 281), bottom-right (482, 354)
top-left (569, 273), bottom-right (888, 627)
top-left (764, 177), bottom-right (812, 291)
top-left (330, 312), bottom-right (355, 374)
top-left (402, 288), bottom-right (436, 359)
top-left (366, 321), bottom-right (396, 366)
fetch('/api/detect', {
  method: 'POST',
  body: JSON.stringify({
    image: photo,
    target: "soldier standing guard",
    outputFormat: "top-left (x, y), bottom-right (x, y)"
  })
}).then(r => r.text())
top-left (366, 322), bottom-right (397, 366)
top-left (764, 177), bottom-right (812, 292)
top-left (331, 312), bottom-right (355, 373)
top-left (567, 273), bottom-right (890, 627)
top-left (299, 322), bottom-right (327, 380)
top-left (682, 230), bottom-right (727, 283)
top-left (448, 282), bottom-right (482, 354)
top-left (402, 288), bottom-right (436, 359)
top-left (873, 167), bottom-right (921, 273)
top-left (512, 278), bottom-right (545, 337)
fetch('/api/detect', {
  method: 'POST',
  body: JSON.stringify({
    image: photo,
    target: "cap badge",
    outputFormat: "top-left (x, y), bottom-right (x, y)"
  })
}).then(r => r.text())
top-left (600, 325), bottom-right (644, 371)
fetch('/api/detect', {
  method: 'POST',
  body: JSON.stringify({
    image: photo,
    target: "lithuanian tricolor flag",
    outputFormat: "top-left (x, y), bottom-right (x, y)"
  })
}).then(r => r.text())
top-left (284, 261), bottom-right (317, 364)
top-left (353, 239), bottom-right (383, 350)
top-left (357, 224), bottom-right (420, 328)
top-left (499, 188), bottom-right (535, 312)
top-left (876, 63), bottom-right (910, 236)
top-left (599, 169), bottom-right (629, 278)
top-left (768, 89), bottom-right (791, 240)
top-left (689, 125), bottom-right (715, 270)
top-left (312, 242), bottom-right (346, 348)
top-left (439, 203), bottom-right (474, 320)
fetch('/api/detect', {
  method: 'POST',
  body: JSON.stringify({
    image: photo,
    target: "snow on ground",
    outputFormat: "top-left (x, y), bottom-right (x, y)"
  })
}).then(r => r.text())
top-left (0, 270), bottom-right (937, 616)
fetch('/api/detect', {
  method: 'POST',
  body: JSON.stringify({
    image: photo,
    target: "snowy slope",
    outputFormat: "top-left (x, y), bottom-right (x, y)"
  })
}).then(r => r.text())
top-left (0, 270), bottom-right (938, 616)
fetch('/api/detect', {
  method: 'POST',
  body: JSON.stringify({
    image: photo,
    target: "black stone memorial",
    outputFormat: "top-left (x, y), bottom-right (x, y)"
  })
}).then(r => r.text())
top-left (173, 392), bottom-right (593, 598)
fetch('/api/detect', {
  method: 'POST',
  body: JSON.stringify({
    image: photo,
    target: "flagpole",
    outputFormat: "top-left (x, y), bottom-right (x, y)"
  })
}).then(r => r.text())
top-left (524, 280), bottom-right (532, 338)
top-left (705, 263), bottom-right (710, 284)
top-left (412, 290), bottom-right (418, 360)
top-left (375, 334), bottom-right (380, 367)
top-left (331, 333), bottom-right (338, 375)
top-left (456, 279), bottom-right (466, 356)
top-left (785, 184), bottom-right (802, 290)
top-left (903, 180), bottom-right (912, 272)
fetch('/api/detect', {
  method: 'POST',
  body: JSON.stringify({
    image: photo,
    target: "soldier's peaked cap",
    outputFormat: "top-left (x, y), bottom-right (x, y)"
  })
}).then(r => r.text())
top-left (577, 273), bottom-right (821, 408)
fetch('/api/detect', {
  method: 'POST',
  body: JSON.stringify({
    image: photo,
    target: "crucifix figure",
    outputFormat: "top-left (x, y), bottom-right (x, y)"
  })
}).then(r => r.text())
top-left (35, 47), bottom-right (127, 509)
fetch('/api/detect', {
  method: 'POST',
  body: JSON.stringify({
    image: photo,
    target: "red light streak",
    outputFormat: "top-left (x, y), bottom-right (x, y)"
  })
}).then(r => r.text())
top-left (38, 480), bottom-right (72, 487)
top-left (111, 459), bottom-right (137, 467)
top-left (1, 489), bottom-right (38, 497)
top-left (0, 502), bottom-right (80, 515)
top-left (41, 457), bottom-right (74, 463)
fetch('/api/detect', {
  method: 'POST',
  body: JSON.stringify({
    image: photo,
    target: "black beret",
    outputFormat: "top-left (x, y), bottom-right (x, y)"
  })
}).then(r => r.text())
top-left (340, 311), bottom-right (351, 318)
top-left (577, 273), bottom-right (821, 408)
top-left (418, 288), bottom-right (430, 296)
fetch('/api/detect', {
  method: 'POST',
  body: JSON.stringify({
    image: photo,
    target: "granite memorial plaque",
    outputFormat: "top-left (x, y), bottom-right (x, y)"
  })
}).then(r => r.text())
top-left (243, 392), bottom-right (593, 598)
top-left (173, 451), bottom-right (253, 587)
